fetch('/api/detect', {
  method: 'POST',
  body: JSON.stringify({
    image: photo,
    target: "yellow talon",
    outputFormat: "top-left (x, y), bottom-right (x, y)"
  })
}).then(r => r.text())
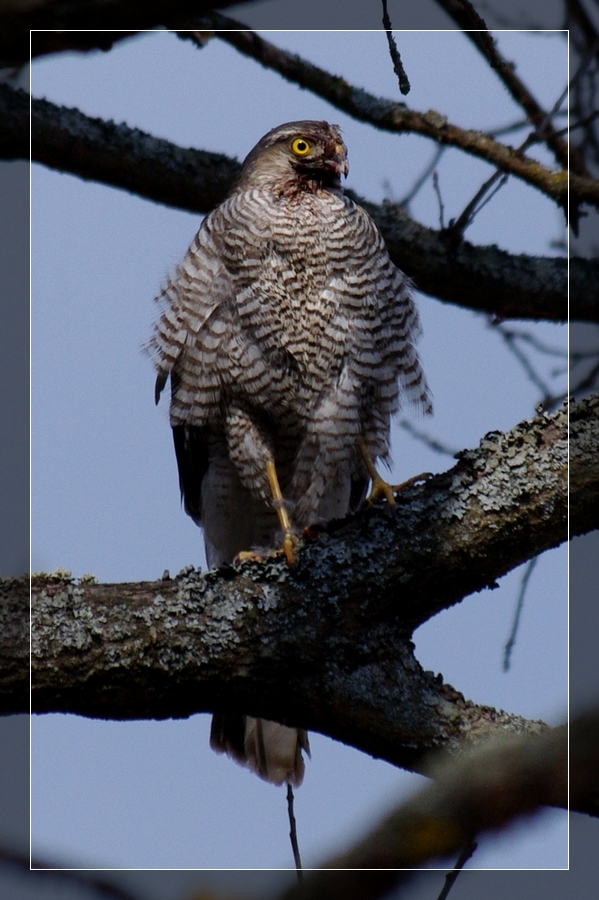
top-left (236, 532), bottom-right (297, 566)
top-left (281, 531), bottom-right (298, 566)
top-left (358, 437), bottom-right (431, 506)
top-left (367, 472), bottom-right (397, 506)
top-left (236, 550), bottom-right (266, 564)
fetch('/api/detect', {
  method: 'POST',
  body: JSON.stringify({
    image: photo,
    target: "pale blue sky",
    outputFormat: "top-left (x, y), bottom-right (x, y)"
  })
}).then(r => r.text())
top-left (31, 29), bottom-right (568, 873)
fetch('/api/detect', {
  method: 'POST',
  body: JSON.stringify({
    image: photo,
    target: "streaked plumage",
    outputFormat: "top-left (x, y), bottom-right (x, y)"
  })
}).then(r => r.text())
top-left (148, 120), bottom-right (431, 786)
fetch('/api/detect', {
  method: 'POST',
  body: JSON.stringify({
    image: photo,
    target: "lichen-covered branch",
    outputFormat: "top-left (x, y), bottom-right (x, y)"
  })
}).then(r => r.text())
top-left (4, 84), bottom-right (591, 321)
top-left (27, 560), bottom-right (547, 775)
top-left (18, 397), bottom-right (595, 772)
top-left (181, 17), bottom-right (596, 209)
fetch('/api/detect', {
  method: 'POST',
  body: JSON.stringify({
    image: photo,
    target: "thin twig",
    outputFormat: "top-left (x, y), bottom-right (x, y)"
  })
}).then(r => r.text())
top-left (398, 418), bottom-right (458, 458)
top-left (567, 4), bottom-right (599, 71)
top-left (571, 358), bottom-right (599, 399)
top-left (571, 348), bottom-right (599, 363)
top-left (556, 109), bottom-right (599, 137)
top-left (449, 169), bottom-right (507, 235)
top-left (499, 327), bottom-right (568, 359)
top-left (451, 79), bottom-right (564, 237)
top-left (287, 783), bottom-right (303, 880)
top-left (432, 170), bottom-right (445, 229)
top-left (399, 144), bottom-right (446, 207)
top-left (381, 0), bottom-right (410, 95)
top-left (493, 321), bottom-right (556, 402)
top-left (436, 838), bottom-right (478, 900)
top-left (433, 33), bottom-right (578, 240)
top-left (503, 556), bottom-right (539, 672)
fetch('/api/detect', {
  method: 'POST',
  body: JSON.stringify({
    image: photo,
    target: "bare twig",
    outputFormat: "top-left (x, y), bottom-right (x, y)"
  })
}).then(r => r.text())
top-left (449, 169), bottom-right (508, 235)
top-left (499, 328), bottom-right (568, 359)
top-left (381, 0), bottom-right (410, 95)
top-left (398, 419), bottom-right (458, 458)
top-left (436, 839), bottom-right (478, 900)
top-left (567, 25), bottom-right (599, 173)
top-left (571, 358), bottom-right (599, 399)
top-left (432, 170), bottom-right (445, 229)
top-left (450, 70), bottom-right (573, 239)
top-left (287, 784), bottom-right (304, 880)
top-left (399, 144), bottom-right (446, 207)
top-left (503, 556), bottom-right (539, 672)
top-left (493, 321), bottom-right (559, 405)
top-left (567, 0), bottom-right (599, 69)
top-left (563, 109), bottom-right (599, 137)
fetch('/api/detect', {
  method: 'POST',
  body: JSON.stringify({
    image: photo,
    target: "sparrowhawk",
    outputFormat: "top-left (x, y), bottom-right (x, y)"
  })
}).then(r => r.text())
top-left (148, 120), bottom-right (431, 787)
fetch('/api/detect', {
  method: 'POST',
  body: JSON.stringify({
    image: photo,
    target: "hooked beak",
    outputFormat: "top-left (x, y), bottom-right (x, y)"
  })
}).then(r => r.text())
top-left (330, 142), bottom-right (349, 178)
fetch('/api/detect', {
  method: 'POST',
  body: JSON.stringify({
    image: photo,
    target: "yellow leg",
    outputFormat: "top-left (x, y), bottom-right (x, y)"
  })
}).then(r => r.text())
top-left (235, 460), bottom-right (297, 566)
top-left (358, 438), bottom-right (430, 506)
top-left (266, 459), bottom-right (297, 565)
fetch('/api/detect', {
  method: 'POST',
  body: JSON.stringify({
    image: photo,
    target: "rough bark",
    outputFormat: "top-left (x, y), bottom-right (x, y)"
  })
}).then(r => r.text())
top-left (15, 397), bottom-right (595, 773)
top-left (3, 84), bottom-right (591, 321)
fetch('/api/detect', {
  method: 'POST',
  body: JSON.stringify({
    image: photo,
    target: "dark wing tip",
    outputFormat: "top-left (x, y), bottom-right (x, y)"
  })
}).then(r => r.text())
top-left (154, 372), bottom-right (168, 405)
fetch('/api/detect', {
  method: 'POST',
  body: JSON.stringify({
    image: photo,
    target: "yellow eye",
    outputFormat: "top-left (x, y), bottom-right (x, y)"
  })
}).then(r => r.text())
top-left (291, 137), bottom-right (312, 156)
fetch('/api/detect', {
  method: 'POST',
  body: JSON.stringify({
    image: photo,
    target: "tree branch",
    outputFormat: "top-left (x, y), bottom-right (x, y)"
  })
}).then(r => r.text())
top-left (353, 195), bottom-right (577, 323)
top-left (281, 709), bottom-right (599, 897)
top-left (17, 397), bottom-right (595, 773)
top-left (179, 17), bottom-right (595, 208)
top-left (7, 707), bottom-right (599, 889)
top-left (432, 0), bottom-right (575, 173)
top-left (6, 85), bottom-right (591, 321)
top-left (19, 85), bottom-right (239, 213)
top-left (0, 2), bottom-right (255, 66)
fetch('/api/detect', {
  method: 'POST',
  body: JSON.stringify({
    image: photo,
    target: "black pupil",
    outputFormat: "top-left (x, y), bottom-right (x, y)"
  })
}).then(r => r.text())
top-left (297, 141), bottom-right (307, 152)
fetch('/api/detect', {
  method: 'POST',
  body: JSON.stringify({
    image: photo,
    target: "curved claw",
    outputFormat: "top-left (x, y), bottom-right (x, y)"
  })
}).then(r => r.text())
top-left (281, 531), bottom-right (298, 567)
top-left (236, 535), bottom-right (298, 567)
top-left (358, 438), bottom-right (432, 507)
top-left (366, 473), bottom-right (397, 506)
top-left (236, 550), bottom-right (266, 564)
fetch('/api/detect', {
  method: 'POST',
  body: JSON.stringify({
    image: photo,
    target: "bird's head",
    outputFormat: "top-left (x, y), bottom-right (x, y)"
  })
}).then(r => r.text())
top-left (233, 120), bottom-right (349, 195)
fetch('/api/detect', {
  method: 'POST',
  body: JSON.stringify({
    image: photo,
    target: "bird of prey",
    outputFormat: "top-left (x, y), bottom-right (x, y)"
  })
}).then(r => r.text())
top-left (148, 120), bottom-right (431, 787)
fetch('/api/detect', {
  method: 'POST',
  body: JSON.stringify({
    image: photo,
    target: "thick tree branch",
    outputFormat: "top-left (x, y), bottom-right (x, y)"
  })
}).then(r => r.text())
top-left (27, 557), bottom-right (547, 774)
top-left (6, 85), bottom-right (590, 321)
top-left (19, 85), bottom-right (239, 213)
top-left (353, 195), bottom-right (575, 323)
top-left (15, 398), bottom-right (595, 772)
top-left (0, 2), bottom-right (256, 66)
top-left (180, 17), bottom-right (594, 207)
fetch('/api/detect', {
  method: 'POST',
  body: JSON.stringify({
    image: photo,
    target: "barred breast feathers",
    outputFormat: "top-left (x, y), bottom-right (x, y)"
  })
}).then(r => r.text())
top-left (148, 178), bottom-right (431, 423)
